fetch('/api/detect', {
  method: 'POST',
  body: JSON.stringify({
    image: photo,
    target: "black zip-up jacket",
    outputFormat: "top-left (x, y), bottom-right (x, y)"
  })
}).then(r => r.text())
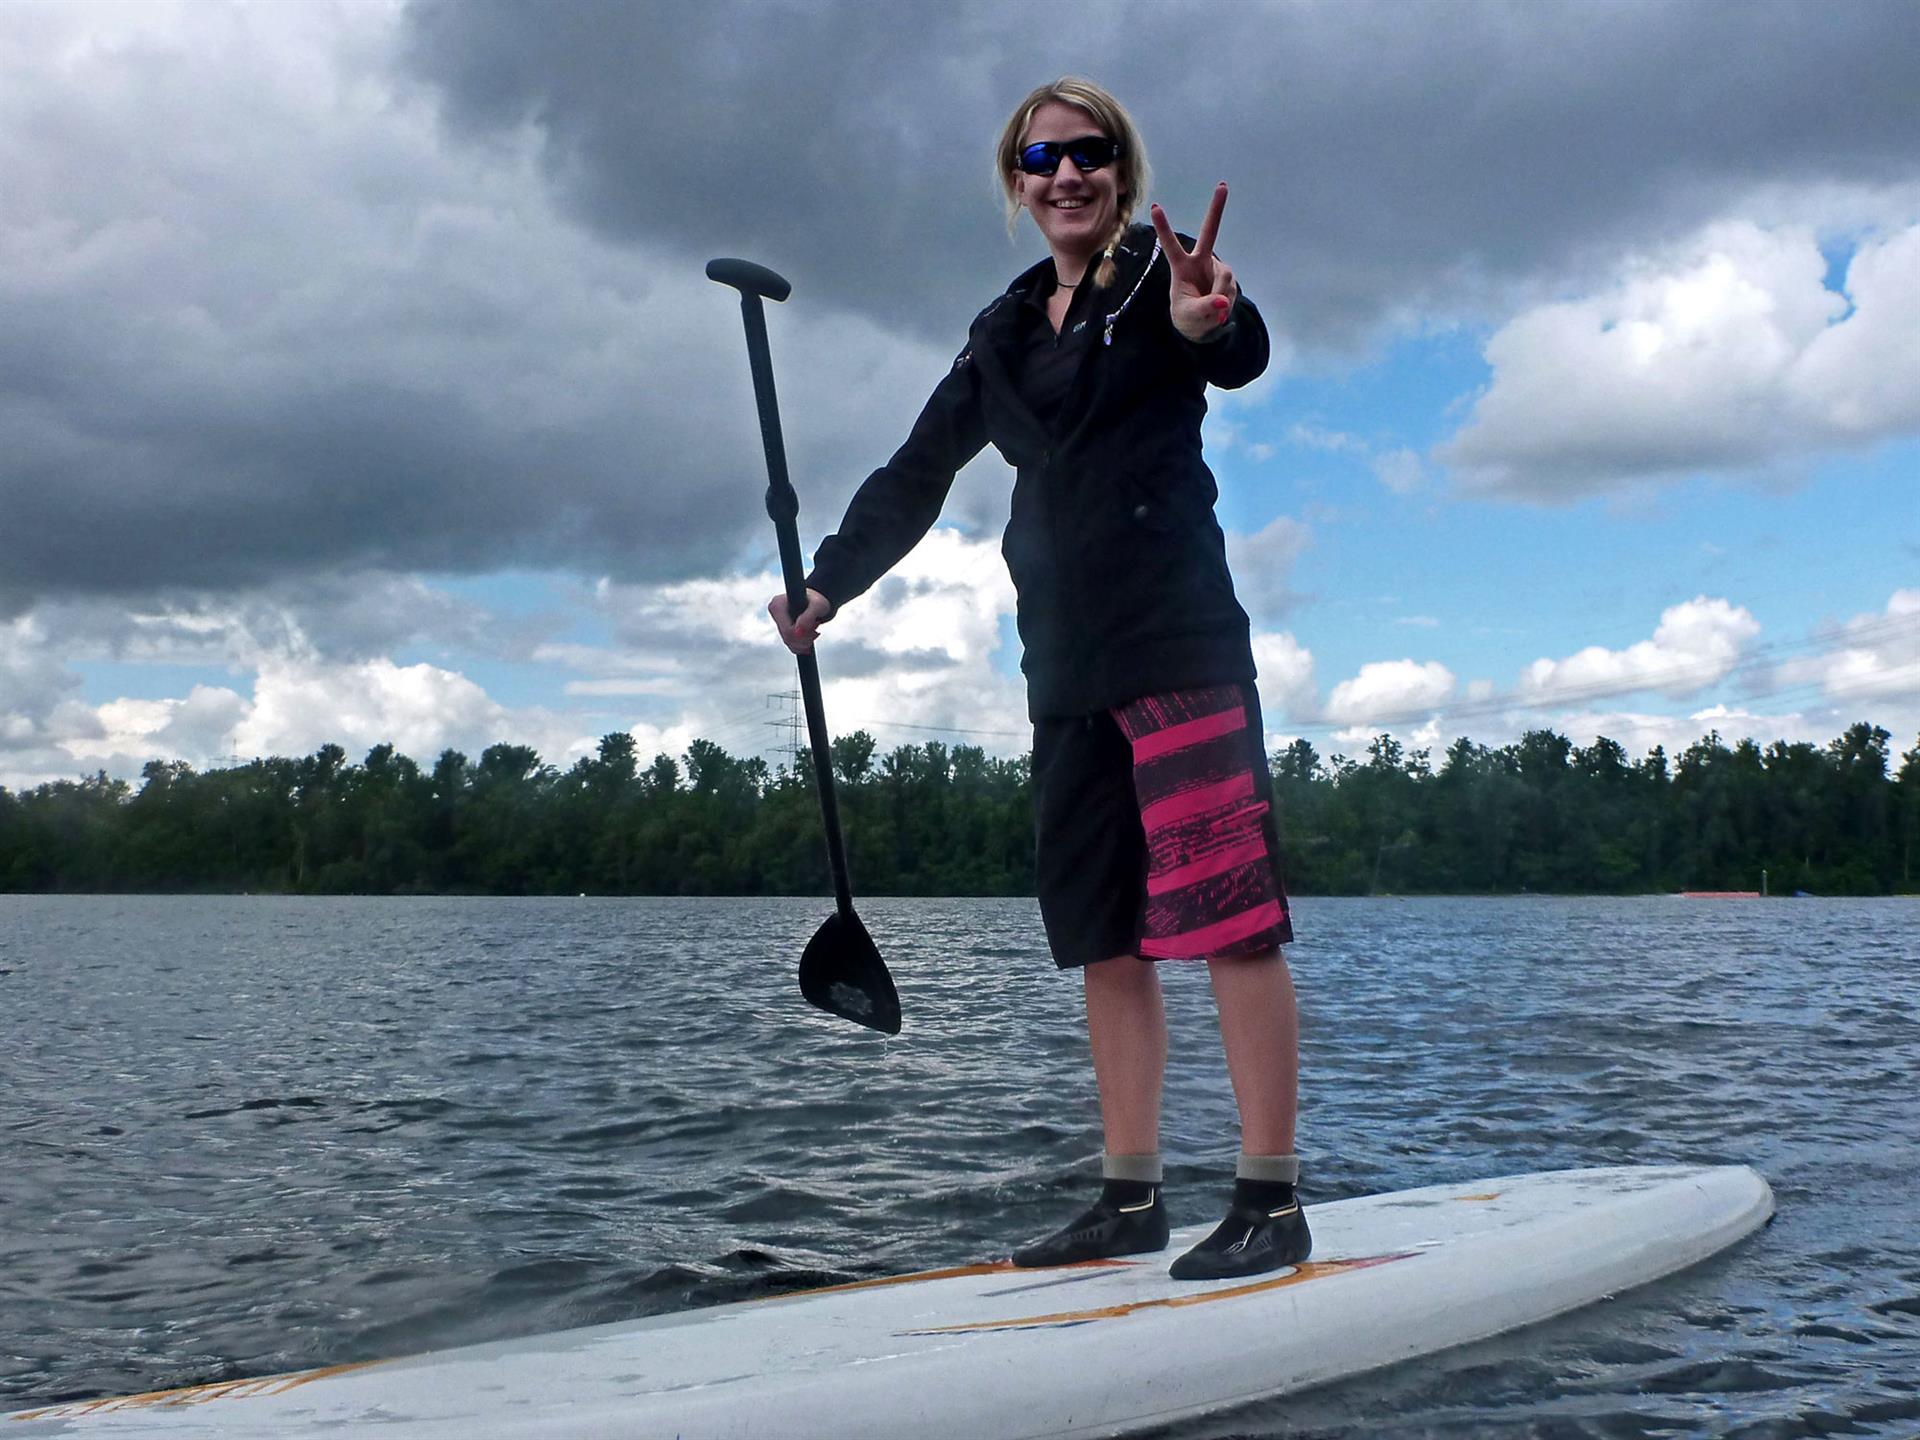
top-left (806, 223), bottom-right (1269, 719)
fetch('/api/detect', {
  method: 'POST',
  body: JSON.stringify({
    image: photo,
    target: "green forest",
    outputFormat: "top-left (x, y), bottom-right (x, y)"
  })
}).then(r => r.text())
top-left (2, 721), bottom-right (1916, 897)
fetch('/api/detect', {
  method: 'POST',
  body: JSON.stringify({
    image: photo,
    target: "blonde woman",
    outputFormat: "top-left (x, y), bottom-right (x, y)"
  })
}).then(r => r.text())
top-left (771, 77), bottom-right (1306, 1280)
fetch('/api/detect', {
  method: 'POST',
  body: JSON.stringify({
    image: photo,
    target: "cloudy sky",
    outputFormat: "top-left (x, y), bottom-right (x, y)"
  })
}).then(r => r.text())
top-left (3, 0), bottom-right (1917, 792)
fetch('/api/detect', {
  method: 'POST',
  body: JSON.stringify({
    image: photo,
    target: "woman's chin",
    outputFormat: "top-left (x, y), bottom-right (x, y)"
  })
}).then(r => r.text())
top-left (1039, 212), bottom-right (1108, 252)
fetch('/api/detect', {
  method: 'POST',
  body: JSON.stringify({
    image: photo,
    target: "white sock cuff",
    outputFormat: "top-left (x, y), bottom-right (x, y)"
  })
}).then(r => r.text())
top-left (1236, 1153), bottom-right (1300, 1185)
top-left (1102, 1152), bottom-right (1164, 1185)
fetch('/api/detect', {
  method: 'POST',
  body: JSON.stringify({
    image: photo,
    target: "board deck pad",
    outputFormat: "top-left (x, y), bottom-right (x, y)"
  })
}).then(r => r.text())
top-left (5, 1165), bottom-right (1773, 1439)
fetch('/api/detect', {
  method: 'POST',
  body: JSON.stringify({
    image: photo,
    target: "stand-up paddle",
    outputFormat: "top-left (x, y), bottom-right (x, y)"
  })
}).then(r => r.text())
top-left (707, 257), bottom-right (901, 1036)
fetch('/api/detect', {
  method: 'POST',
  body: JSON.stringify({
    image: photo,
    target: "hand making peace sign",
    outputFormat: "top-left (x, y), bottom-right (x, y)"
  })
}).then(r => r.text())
top-left (1150, 182), bottom-right (1238, 344)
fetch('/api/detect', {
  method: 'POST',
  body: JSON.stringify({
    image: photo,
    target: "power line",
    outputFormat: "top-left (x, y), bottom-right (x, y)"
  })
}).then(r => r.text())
top-left (628, 611), bottom-right (1917, 761)
top-left (841, 718), bottom-right (1029, 739)
top-left (1291, 613), bottom-right (1920, 736)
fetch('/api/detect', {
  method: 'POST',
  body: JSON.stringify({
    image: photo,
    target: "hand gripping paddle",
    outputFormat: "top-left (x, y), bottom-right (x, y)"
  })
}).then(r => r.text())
top-left (707, 258), bottom-right (902, 1036)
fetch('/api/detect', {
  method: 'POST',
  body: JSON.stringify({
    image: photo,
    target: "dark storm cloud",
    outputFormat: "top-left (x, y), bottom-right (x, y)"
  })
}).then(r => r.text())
top-left (5, 0), bottom-right (1916, 614)
top-left (403, 0), bottom-right (1920, 347)
top-left (0, 2), bottom-right (962, 610)
top-left (1, 360), bottom-right (739, 603)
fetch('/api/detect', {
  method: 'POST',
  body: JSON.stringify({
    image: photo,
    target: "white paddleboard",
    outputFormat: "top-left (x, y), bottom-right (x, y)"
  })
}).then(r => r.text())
top-left (5, 1164), bottom-right (1772, 1439)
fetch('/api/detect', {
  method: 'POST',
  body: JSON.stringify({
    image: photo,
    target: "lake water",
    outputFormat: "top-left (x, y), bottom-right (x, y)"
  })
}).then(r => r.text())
top-left (2, 895), bottom-right (1917, 1437)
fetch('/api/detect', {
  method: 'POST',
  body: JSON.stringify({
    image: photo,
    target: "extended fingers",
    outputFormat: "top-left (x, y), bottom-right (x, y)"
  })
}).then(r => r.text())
top-left (1149, 202), bottom-right (1182, 258)
top-left (1149, 202), bottom-right (1206, 288)
top-left (1193, 182), bottom-right (1228, 262)
top-left (1151, 190), bottom-right (1231, 287)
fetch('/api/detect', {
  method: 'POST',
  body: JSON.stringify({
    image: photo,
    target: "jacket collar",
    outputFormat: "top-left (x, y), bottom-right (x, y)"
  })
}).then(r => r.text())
top-left (993, 222), bottom-right (1159, 319)
top-left (969, 224), bottom-right (1162, 443)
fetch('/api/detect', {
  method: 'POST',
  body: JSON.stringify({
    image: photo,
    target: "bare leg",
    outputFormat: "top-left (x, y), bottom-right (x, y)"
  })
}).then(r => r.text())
top-left (1011, 956), bottom-right (1172, 1267)
top-left (1082, 956), bottom-right (1167, 1156)
top-left (1206, 948), bottom-right (1298, 1155)
top-left (1168, 948), bottom-right (1309, 1280)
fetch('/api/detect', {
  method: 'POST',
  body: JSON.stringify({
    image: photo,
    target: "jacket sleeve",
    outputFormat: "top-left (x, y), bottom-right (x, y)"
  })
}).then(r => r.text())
top-left (1183, 290), bottom-right (1270, 390)
top-left (804, 353), bottom-right (988, 611)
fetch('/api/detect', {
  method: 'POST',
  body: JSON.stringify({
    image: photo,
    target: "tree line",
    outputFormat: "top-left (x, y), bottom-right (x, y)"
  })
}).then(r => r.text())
top-left (2, 722), bottom-right (1915, 896)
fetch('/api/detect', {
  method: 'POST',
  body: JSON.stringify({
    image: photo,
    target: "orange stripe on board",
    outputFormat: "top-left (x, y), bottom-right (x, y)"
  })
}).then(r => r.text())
top-left (761, 1256), bottom-right (1135, 1303)
top-left (6, 1361), bottom-right (385, 1423)
top-left (902, 1252), bottom-right (1417, 1335)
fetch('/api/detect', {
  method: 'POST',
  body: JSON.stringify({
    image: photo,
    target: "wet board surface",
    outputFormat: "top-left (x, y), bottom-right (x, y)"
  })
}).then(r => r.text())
top-left (5, 1164), bottom-right (1773, 1440)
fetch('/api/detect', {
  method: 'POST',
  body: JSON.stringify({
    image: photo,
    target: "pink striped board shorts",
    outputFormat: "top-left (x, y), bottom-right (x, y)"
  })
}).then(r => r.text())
top-left (1031, 682), bottom-right (1293, 968)
top-left (1115, 686), bottom-right (1292, 959)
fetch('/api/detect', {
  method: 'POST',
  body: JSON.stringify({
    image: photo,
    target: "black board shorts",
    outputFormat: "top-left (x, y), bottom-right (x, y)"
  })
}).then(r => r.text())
top-left (1031, 683), bottom-right (1294, 970)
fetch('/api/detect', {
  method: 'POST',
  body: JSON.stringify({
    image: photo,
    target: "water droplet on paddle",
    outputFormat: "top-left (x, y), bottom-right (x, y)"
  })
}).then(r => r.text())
top-left (829, 982), bottom-right (874, 1018)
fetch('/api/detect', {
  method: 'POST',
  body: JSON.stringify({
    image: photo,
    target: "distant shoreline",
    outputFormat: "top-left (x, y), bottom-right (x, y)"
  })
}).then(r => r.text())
top-left (5, 719), bottom-right (1913, 898)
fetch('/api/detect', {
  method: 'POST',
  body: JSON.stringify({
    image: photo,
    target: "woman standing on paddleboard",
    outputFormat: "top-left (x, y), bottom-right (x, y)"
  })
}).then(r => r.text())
top-left (770, 77), bottom-right (1306, 1281)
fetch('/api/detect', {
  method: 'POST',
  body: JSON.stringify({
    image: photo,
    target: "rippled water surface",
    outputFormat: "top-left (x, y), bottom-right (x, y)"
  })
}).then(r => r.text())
top-left (2, 895), bottom-right (1917, 1436)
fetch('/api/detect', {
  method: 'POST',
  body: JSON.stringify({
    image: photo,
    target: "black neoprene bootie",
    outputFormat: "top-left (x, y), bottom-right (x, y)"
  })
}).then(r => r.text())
top-left (1169, 1178), bottom-right (1312, 1281)
top-left (1011, 1181), bottom-right (1170, 1267)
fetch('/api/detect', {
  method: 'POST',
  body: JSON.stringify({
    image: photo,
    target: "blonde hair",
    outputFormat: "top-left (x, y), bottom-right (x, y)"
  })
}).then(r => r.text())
top-left (995, 76), bottom-right (1150, 289)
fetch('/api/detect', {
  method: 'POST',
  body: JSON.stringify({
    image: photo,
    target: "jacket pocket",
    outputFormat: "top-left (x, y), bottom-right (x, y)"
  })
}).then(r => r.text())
top-left (1102, 470), bottom-right (1242, 620)
top-left (1114, 467), bottom-right (1206, 536)
top-left (1117, 478), bottom-right (1177, 535)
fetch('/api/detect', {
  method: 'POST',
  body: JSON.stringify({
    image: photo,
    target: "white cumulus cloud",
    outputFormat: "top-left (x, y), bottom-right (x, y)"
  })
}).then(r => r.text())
top-left (1252, 631), bottom-right (1318, 726)
top-left (228, 657), bottom-right (517, 765)
top-left (557, 528), bottom-right (1028, 766)
top-left (88, 687), bottom-right (251, 767)
top-left (1326, 658), bottom-right (1456, 726)
top-left (1520, 596), bottom-right (1761, 704)
top-left (17, 654), bottom-right (585, 791)
top-left (1441, 221), bottom-right (1920, 498)
top-left (1771, 588), bottom-right (1920, 703)
top-left (1227, 517), bottom-right (1312, 624)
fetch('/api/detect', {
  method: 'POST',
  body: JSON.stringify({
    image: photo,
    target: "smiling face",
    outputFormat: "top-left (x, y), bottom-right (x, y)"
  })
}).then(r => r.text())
top-left (1014, 100), bottom-right (1125, 277)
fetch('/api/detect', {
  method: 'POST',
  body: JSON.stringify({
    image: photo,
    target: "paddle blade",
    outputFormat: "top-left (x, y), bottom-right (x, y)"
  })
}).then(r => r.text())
top-left (799, 910), bottom-right (901, 1035)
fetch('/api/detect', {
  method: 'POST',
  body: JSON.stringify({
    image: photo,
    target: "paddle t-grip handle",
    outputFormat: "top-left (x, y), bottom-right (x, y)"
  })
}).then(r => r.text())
top-left (705, 258), bottom-right (792, 304)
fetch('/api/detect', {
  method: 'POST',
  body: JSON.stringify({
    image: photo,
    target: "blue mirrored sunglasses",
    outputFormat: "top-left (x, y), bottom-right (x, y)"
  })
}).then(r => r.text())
top-left (1017, 136), bottom-right (1122, 176)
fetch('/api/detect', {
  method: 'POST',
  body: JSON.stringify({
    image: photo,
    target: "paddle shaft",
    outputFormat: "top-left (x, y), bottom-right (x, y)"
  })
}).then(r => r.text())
top-left (727, 288), bottom-right (857, 920)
